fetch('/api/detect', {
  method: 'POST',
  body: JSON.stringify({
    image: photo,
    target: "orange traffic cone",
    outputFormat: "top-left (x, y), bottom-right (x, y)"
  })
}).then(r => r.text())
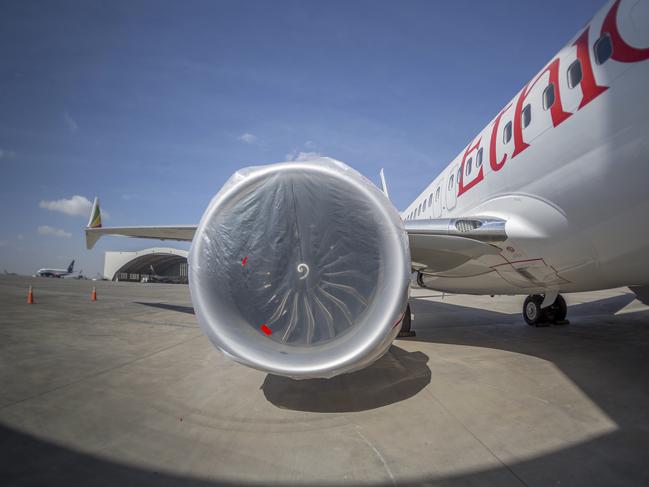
top-left (91, 286), bottom-right (97, 301)
top-left (27, 285), bottom-right (34, 304)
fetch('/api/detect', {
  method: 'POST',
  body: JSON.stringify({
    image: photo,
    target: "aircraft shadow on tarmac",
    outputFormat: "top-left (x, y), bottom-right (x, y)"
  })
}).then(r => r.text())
top-left (12, 292), bottom-right (643, 485)
top-left (261, 346), bottom-right (431, 413)
top-left (135, 301), bottom-right (195, 314)
top-left (135, 301), bottom-right (434, 413)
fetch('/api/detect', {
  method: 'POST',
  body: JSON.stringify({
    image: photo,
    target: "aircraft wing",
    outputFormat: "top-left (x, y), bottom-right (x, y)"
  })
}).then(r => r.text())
top-left (85, 225), bottom-right (196, 249)
top-left (85, 196), bottom-right (506, 271)
top-left (404, 218), bottom-right (506, 272)
top-left (84, 197), bottom-right (196, 249)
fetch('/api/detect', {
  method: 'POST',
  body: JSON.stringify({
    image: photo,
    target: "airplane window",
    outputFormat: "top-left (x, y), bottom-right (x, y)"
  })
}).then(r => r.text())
top-left (435, 187), bottom-right (440, 200)
top-left (418, 203), bottom-right (422, 215)
top-left (428, 193), bottom-right (433, 206)
top-left (448, 175), bottom-right (454, 190)
top-left (423, 199), bottom-right (427, 210)
top-left (457, 167), bottom-right (461, 184)
top-left (503, 121), bottom-right (512, 143)
top-left (567, 59), bottom-right (582, 88)
top-left (543, 83), bottom-right (555, 110)
top-left (465, 157), bottom-right (473, 176)
top-left (594, 33), bottom-right (612, 65)
top-left (522, 104), bottom-right (531, 128)
top-left (476, 148), bottom-right (483, 168)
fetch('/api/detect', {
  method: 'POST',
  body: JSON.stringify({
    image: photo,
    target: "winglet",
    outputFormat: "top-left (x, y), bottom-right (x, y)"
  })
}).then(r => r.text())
top-left (379, 168), bottom-right (390, 199)
top-left (88, 197), bottom-right (102, 229)
top-left (85, 197), bottom-right (103, 250)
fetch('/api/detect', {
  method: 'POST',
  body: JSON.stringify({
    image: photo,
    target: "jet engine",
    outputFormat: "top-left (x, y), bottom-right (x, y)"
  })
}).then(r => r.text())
top-left (188, 158), bottom-right (411, 379)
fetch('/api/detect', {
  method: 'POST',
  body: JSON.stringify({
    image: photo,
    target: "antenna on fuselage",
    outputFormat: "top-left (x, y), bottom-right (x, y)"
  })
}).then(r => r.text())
top-left (379, 168), bottom-right (390, 200)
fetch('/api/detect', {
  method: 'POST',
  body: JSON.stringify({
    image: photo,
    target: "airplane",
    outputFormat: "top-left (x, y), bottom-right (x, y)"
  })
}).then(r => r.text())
top-left (35, 260), bottom-right (76, 278)
top-left (140, 264), bottom-right (187, 284)
top-left (84, 0), bottom-right (649, 379)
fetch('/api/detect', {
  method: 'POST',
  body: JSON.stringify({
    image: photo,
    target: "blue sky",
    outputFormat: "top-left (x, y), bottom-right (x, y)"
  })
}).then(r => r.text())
top-left (0, 0), bottom-right (605, 276)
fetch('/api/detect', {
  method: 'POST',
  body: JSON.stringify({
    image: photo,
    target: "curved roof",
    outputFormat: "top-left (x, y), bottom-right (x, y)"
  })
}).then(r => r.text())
top-left (104, 247), bottom-right (188, 280)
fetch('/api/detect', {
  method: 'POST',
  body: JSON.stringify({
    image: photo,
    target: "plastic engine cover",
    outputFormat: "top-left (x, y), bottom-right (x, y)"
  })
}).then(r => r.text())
top-left (188, 157), bottom-right (410, 378)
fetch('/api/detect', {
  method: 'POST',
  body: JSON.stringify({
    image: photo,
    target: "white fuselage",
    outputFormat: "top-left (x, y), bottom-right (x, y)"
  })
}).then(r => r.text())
top-left (404, 0), bottom-right (649, 295)
top-left (36, 268), bottom-right (71, 278)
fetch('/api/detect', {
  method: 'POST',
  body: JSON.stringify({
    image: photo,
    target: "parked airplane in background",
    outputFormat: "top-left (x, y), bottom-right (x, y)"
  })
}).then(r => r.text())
top-left (84, 0), bottom-right (649, 379)
top-left (35, 260), bottom-right (76, 278)
top-left (140, 265), bottom-right (187, 284)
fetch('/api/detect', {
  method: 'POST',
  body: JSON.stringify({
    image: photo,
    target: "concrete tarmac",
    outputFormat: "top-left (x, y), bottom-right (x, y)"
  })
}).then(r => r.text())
top-left (1, 275), bottom-right (649, 486)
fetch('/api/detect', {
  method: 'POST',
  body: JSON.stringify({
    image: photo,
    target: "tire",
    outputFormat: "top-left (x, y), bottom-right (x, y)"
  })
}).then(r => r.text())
top-left (400, 303), bottom-right (412, 333)
top-left (545, 294), bottom-right (567, 323)
top-left (523, 295), bottom-right (544, 326)
top-left (416, 272), bottom-right (425, 288)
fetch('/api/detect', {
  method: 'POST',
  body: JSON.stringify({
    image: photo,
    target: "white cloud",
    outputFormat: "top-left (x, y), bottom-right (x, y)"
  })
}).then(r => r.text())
top-left (38, 226), bottom-right (72, 238)
top-left (237, 133), bottom-right (258, 144)
top-left (285, 151), bottom-right (322, 162)
top-left (39, 195), bottom-right (94, 218)
top-left (64, 111), bottom-right (78, 132)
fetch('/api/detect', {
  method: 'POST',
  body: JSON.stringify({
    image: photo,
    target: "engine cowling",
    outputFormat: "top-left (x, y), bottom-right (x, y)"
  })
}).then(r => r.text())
top-left (188, 158), bottom-right (410, 379)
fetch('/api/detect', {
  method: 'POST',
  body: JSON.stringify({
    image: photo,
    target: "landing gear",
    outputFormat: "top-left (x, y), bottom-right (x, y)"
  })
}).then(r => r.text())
top-left (523, 294), bottom-right (568, 326)
top-left (523, 295), bottom-right (544, 326)
top-left (398, 303), bottom-right (416, 337)
top-left (544, 294), bottom-right (567, 323)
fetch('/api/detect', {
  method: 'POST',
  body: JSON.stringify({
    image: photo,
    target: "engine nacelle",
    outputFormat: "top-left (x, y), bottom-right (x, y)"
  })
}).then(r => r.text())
top-left (188, 158), bottom-right (410, 379)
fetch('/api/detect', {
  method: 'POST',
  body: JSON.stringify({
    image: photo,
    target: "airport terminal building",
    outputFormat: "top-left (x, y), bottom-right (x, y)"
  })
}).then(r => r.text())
top-left (104, 247), bottom-right (188, 283)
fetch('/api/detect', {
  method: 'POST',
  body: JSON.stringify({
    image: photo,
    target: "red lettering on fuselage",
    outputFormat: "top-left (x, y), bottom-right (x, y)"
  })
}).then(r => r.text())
top-left (489, 104), bottom-right (511, 172)
top-left (603, 0), bottom-right (649, 63)
top-left (448, 0), bottom-right (648, 202)
top-left (573, 28), bottom-right (608, 109)
top-left (458, 136), bottom-right (483, 196)
top-left (512, 58), bottom-right (571, 158)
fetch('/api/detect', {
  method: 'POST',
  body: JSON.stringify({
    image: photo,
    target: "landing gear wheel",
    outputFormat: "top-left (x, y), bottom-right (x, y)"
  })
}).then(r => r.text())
top-left (523, 295), bottom-right (544, 326)
top-left (416, 272), bottom-right (425, 288)
top-left (544, 294), bottom-right (568, 324)
top-left (398, 303), bottom-right (416, 337)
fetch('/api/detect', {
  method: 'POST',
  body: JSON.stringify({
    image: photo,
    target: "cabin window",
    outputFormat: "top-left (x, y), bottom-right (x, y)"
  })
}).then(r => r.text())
top-left (422, 199), bottom-right (427, 210)
top-left (465, 157), bottom-right (473, 176)
top-left (435, 187), bottom-right (440, 201)
top-left (503, 121), bottom-right (512, 143)
top-left (457, 167), bottom-right (461, 183)
top-left (428, 193), bottom-right (433, 206)
top-left (522, 104), bottom-right (532, 128)
top-left (543, 83), bottom-right (555, 110)
top-left (418, 203), bottom-right (422, 215)
top-left (594, 33), bottom-right (612, 65)
top-left (567, 59), bottom-right (582, 88)
top-left (476, 148), bottom-right (483, 168)
top-left (448, 175), bottom-right (454, 190)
